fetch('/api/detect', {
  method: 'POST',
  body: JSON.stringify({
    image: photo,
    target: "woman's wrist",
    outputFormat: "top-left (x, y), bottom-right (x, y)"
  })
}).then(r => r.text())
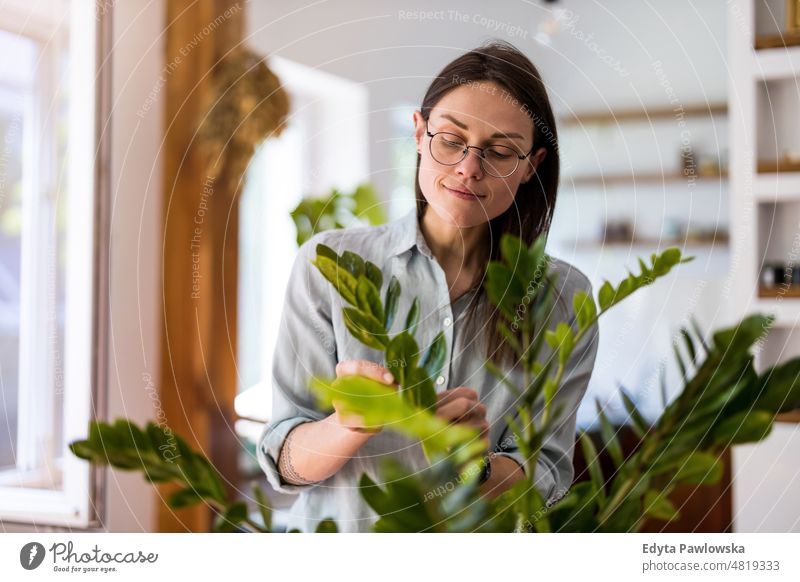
top-left (329, 411), bottom-right (381, 439)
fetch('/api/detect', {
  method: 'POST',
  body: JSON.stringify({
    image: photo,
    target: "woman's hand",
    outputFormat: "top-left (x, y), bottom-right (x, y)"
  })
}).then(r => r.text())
top-left (435, 386), bottom-right (490, 446)
top-left (332, 359), bottom-right (396, 434)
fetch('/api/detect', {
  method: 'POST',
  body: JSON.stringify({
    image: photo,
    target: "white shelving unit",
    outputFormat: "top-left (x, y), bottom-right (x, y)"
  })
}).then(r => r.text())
top-left (728, 0), bottom-right (800, 532)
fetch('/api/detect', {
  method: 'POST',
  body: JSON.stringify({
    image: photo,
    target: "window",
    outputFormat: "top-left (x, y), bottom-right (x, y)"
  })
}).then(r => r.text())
top-left (0, 0), bottom-right (108, 527)
top-left (235, 57), bottom-right (369, 464)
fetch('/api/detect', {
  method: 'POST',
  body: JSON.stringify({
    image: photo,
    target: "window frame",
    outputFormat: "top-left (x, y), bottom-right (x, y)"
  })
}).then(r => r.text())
top-left (0, 0), bottom-right (111, 528)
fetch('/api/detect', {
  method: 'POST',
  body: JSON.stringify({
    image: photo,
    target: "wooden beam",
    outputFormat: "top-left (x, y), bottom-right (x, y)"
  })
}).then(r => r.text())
top-left (160, 0), bottom-right (244, 532)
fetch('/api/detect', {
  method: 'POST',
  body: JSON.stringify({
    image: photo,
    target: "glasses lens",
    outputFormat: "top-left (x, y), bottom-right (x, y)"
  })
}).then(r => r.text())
top-left (481, 145), bottom-right (519, 178)
top-left (429, 133), bottom-right (519, 177)
top-left (430, 133), bottom-right (467, 165)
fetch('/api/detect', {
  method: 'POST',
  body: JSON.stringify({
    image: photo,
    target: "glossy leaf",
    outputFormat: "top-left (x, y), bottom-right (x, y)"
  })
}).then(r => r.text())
top-left (315, 519), bottom-right (339, 533)
top-left (578, 432), bottom-right (606, 507)
top-left (365, 261), bottom-right (383, 290)
top-left (383, 276), bottom-right (401, 330)
top-left (619, 388), bottom-right (649, 438)
top-left (310, 375), bottom-right (483, 464)
top-left (356, 275), bottom-right (384, 323)
top-left (313, 254), bottom-right (357, 305)
top-left (213, 502), bottom-right (249, 533)
top-left (596, 402), bottom-right (623, 468)
top-left (572, 291), bottom-right (598, 331)
top-left (407, 366), bottom-right (437, 410)
top-left (643, 490), bottom-right (679, 522)
top-left (343, 308), bottom-right (387, 350)
top-left (385, 332), bottom-right (419, 389)
top-left (340, 250), bottom-right (365, 278)
top-left (711, 410), bottom-right (773, 445)
top-left (405, 297), bottom-right (420, 336)
top-left (420, 331), bottom-right (447, 380)
top-left (252, 482), bottom-right (272, 532)
top-left (672, 452), bottom-right (722, 486)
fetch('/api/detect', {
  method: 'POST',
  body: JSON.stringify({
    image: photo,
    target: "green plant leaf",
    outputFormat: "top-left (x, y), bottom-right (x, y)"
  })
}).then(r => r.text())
top-left (343, 307), bottom-right (387, 350)
top-left (672, 452), bottom-right (722, 486)
top-left (619, 388), bottom-right (649, 438)
top-left (753, 358), bottom-right (800, 413)
top-left (406, 366), bottom-right (437, 410)
top-left (680, 327), bottom-right (697, 364)
top-left (711, 410), bottom-right (773, 445)
top-left (252, 482), bottom-right (272, 532)
top-left (596, 402), bottom-right (623, 468)
top-left (383, 276), bottom-right (401, 330)
top-left (486, 262), bottom-right (525, 320)
top-left (310, 376), bottom-right (483, 464)
top-left (643, 490), bottom-right (679, 522)
top-left (598, 281), bottom-right (615, 311)
top-left (386, 332), bottom-right (419, 388)
top-left (405, 297), bottom-right (420, 335)
top-left (168, 487), bottom-right (206, 509)
top-left (315, 243), bottom-right (338, 263)
top-left (420, 331), bottom-right (447, 380)
top-left (365, 261), bottom-right (383, 290)
top-left (578, 432), bottom-right (606, 507)
top-left (315, 518), bottom-right (339, 533)
top-left (313, 254), bottom-right (357, 305)
top-left (213, 501), bottom-right (249, 533)
top-left (340, 250), bottom-right (365, 278)
top-left (356, 275), bottom-right (384, 323)
top-left (572, 291), bottom-right (598, 331)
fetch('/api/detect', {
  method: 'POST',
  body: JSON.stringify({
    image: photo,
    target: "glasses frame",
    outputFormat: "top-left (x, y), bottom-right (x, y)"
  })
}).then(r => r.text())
top-left (424, 120), bottom-right (536, 178)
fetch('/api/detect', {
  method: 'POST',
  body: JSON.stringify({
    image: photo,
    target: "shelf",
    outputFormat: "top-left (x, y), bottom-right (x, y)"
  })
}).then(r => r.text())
top-left (754, 172), bottom-right (800, 200)
top-left (559, 103), bottom-right (727, 126)
top-left (755, 31), bottom-right (800, 50)
top-left (776, 410), bottom-right (800, 423)
top-left (570, 238), bottom-right (728, 251)
top-left (759, 286), bottom-right (800, 298)
top-left (564, 171), bottom-right (727, 187)
top-left (753, 45), bottom-right (800, 79)
top-left (757, 159), bottom-right (800, 173)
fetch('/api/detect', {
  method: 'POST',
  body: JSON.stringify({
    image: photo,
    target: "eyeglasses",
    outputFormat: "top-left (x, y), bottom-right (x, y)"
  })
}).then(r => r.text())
top-left (425, 120), bottom-right (535, 178)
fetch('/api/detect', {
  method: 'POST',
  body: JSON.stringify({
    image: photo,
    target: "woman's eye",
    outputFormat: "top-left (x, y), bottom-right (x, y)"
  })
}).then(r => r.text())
top-left (443, 138), bottom-right (464, 148)
top-left (487, 148), bottom-right (512, 159)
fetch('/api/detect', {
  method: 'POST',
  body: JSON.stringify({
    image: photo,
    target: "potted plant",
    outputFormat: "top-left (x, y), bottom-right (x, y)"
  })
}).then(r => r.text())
top-left (71, 235), bottom-right (800, 532)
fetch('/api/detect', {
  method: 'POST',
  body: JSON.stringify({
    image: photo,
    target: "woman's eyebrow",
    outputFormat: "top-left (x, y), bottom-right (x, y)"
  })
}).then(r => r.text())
top-left (438, 113), bottom-right (525, 140)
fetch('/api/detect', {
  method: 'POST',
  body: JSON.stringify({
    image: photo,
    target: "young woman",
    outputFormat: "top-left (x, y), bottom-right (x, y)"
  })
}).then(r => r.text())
top-left (258, 40), bottom-right (599, 533)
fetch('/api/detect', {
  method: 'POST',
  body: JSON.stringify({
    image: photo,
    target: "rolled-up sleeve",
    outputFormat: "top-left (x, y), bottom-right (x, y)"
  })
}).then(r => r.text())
top-left (497, 280), bottom-right (600, 507)
top-left (257, 234), bottom-right (339, 494)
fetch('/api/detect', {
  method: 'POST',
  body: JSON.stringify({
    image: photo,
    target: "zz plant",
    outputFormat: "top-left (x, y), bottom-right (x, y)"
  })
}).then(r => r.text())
top-left (71, 233), bottom-right (800, 532)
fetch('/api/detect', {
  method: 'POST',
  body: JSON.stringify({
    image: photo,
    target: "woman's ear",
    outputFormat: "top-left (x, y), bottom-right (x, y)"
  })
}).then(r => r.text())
top-left (412, 110), bottom-right (426, 154)
top-left (522, 147), bottom-right (547, 183)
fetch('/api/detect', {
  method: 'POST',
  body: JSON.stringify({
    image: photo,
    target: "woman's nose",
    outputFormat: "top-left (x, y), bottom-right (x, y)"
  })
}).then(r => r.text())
top-left (454, 148), bottom-right (484, 180)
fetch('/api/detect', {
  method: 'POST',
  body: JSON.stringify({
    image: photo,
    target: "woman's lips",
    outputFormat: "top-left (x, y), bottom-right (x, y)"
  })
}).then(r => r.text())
top-left (444, 185), bottom-right (483, 201)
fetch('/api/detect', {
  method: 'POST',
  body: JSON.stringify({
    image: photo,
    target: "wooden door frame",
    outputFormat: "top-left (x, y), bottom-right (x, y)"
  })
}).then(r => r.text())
top-left (159, 0), bottom-right (244, 532)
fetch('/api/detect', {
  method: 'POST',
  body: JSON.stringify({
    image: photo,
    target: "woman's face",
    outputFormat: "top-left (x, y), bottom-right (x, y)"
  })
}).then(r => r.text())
top-left (413, 81), bottom-right (547, 229)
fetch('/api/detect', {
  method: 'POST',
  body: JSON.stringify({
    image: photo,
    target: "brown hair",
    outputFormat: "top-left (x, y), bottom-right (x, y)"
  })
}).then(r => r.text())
top-left (414, 40), bottom-right (561, 368)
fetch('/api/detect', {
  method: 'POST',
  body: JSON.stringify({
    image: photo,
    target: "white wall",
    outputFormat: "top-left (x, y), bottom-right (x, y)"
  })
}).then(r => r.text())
top-left (733, 423), bottom-right (800, 532)
top-left (246, 0), bottom-right (728, 210)
top-left (100, 0), bottom-right (164, 533)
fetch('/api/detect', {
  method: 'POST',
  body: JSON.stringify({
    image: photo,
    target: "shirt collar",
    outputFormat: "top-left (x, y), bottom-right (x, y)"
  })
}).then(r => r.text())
top-left (388, 208), bottom-right (434, 260)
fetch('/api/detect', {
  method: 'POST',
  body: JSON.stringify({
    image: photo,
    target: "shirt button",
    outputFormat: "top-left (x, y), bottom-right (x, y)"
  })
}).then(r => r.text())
top-left (443, 317), bottom-right (452, 327)
top-left (436, 376), bottom-right (445, 386)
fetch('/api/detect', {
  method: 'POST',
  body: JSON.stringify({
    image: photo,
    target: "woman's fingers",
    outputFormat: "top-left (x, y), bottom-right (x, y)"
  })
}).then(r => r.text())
top-left (436, 398), bottom-right (486, 423)
top-left (335, 359), bottom-right (395, 385)
top-left (436, 386), bottom-right (478, 407)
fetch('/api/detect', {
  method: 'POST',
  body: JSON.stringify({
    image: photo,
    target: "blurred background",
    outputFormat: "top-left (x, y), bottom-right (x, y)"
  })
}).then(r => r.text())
top-left (0, 0), bottom-right (799, 532)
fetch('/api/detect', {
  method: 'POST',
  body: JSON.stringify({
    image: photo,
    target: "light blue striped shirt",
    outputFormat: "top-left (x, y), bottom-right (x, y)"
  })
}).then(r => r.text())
top-left (257, 209), bottom-right (599, 532)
